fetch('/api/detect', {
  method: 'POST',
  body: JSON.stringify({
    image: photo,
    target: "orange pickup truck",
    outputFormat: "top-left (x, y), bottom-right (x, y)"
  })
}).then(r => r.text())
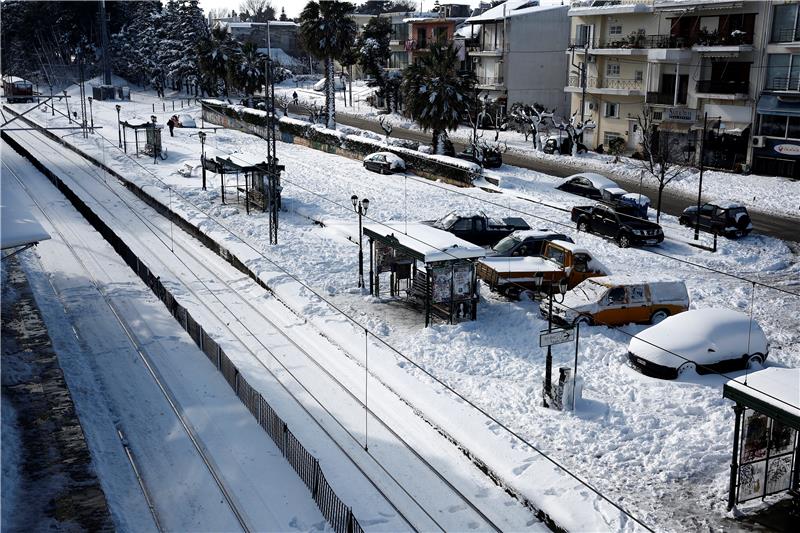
top-left (477, 240), bottom-right (608, 298)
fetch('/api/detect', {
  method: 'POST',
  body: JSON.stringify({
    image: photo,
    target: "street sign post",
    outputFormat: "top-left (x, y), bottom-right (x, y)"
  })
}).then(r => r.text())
top-left (540, 327), bottom-right (576, 348)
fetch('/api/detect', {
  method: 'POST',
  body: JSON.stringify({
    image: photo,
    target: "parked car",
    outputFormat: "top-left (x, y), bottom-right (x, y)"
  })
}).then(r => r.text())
top-left (678, 201), bottom-right (753, 238)
top-left (547, 276), bottom-right (689, 327)
top-left (478, 240), bottom-right (608, 298)
top-left (488, 230), bottom-right (574, 258)
top-left (363, 152), bottom-right (406, 174)
top-left (601, 187), bottom-right (628, 204)
top-left (313, 77), bottom-right (345, 91)
top-left (572, 204), bottom-right (664, 248)
top-left (543, 135), bottom-right (587, 155)
top-left (556, 173), bottom-right (619, 200)
top-left (455, 146), bottom-right (503, 168)
top-left (627, 308), bottom-right (769, 379)
top-left (422, 212), bottom-right (530, 246)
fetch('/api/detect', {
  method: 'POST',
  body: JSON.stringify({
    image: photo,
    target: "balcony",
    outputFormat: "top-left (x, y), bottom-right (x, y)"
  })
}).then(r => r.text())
top-left (567, 76), bottom-right (643, 95)
top-left (765, 76), bottom-right (800, 92)
top-left (696, 79), bottom-right (749, 96)
top-left (569, 31), bottom-right (752, 53)
top-left (646, 92), bottom-right (687, 105)
top-left (770, 28), bottom-right (800, 44)
top-left (476, 76), bottom-right (504, 88)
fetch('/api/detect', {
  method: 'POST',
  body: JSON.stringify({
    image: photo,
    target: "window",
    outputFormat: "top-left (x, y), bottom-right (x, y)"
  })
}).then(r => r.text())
top-left (629, 285), bottom-right (646, 304)
top-left (772, 3), bottom-right (799, 43)
top-left (573, 253), bottom-right (589, 273)
top-left (392, 23), bottom-right (408, 41)
top-left (604, 103), bottom-right (619, 118)
top-left (766, 54), bottom-right (800, 91)
top-left (604, 132), bottom-right (623, 145)
top-left (788, 117), bottom-right (800, 139)
top-left (606, 62), bottom-right (620, 77)
top-left (607, 287), bottom-right (626, 305)
top-left (545, 247), bottom-right (566, 267)
top-left (635, 70), bottom-right (643, 82)
top-left (451, 218), bottom-right (472, 231)
top-left (760, 114), bottom-right (788, 137)
top-left (575, 24), bottom-right (591, 47)
top-left (609, 25), bottom-right (622, 35)
top-left (473, 217), bottom-right (486, 231)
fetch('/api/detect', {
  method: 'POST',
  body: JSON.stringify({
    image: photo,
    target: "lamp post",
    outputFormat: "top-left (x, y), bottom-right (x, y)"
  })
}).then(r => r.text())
top-left (151, 115), bottom-right (158, 164)
top-left (544, 278), bottom-right (569, 408)
top-left (694, 112), bottom-right (708, 241)
top-left (87, 96), bottom-right (94, 133)
top-left (198, 131), bottom-right (207, 190)
top-left (50, 85), bottom-right (54, 116)
top-left (64, 90), bottom-right (71, 123)
top-left (115, 104), bottom-right (122, 147)
top-left (351, 194), bottom-right (369, 288)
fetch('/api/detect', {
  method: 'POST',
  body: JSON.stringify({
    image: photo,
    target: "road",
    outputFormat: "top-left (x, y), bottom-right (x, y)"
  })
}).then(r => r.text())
top-left (302, 107), bottom-right (800, 243)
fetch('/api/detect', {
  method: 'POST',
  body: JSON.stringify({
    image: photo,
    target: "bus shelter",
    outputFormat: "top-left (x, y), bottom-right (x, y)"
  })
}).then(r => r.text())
top-left (723, 367), bottom-right (799, 512)
top-left (202, 153), bottom-right (282, 215)
top-left (363, 223), bottom-right (485, 326)
top-left (121, 120), bottom-right (166, 160)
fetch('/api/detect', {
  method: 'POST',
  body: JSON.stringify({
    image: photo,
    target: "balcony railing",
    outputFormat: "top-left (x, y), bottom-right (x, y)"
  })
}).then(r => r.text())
top-left (696, 79), bottom-right (749, 94)
top-left (568, 76), bottom-right (642, 91)
top-left (771, 27), bottom-right (800, 44)
top-left (646, 91), bottom-right (687, 105)
top-left (569, 31), bottom-right (752, 50)
top-left (765, 76), bottom-right (800, 92)
top-left (477, 76), bottom-right (504, 86)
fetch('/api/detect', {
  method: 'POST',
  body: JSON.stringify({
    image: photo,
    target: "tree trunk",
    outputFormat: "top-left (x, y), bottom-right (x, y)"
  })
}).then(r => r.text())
top-left (325, 56), bottom-right (336, 129)
top-left (532, 123), bottom-right (541, 151)
top-left (656, 178), bottom-right (665, 223)
top-left (433, 129), bottom-right (448, 155)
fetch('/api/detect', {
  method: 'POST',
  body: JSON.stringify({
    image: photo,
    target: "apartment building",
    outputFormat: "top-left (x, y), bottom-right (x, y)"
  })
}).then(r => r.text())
top-left (752, 1), bottom-right (800, 179)
top-left (465, 1), bottom-right (570, 114)
top-left (403, 2), bottom-right (471, 65)
top-left (566, 0), bottom-right (769, 172)
top-left (351, 11), bottom-right (415, 75)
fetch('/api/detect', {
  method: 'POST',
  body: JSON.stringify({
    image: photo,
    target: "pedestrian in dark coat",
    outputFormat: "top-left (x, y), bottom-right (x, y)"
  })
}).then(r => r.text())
top-left (292, 91), bottom-right (299, 105)
top-left (167, 116), bottom-right (175, 136)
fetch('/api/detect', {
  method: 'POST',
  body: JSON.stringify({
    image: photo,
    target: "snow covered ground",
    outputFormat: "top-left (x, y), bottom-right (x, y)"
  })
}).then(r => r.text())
top-left (7, 81), bottom-right (800, 531)
top-left (275, 80), bottom-right (800, 221)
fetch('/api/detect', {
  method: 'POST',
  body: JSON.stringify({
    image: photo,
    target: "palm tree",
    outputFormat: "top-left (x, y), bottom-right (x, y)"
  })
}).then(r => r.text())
top-left (236, 42), bottom-right (265, 102)
top-left (402, 42), bottom-right (475, 154)
top-left (197, 24), bottom-right (240, 96)
top-left (299, 1), bottom-right (357, 129)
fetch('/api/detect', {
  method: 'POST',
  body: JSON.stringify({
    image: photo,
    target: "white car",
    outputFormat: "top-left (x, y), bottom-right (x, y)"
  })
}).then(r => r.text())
top-left (313, 77), bottom-right (345, 91)
top-left (363, 152), bottom-right (406, 174)
top-left (627, 308), bottom-right (769, 379)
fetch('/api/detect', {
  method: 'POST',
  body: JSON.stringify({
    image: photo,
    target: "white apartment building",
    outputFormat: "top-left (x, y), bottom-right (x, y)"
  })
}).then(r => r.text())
top-left (566, 0), bottom-right (769, 171)
top-left (465, 1), bottom-right (570, 114)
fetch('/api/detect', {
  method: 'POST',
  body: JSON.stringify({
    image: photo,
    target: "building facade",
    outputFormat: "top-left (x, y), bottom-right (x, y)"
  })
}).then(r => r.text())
top-left (466, 1), bottom-right (570, 115)
top-left (566, 0), bottom-right (770, 172)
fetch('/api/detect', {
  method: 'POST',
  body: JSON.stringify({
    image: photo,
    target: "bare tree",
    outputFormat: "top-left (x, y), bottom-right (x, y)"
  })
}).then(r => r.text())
top-left (507, 102), bottom-right (554, 151)
top-left (276, 95), bottom-right (290, 116)
top-left (303, 100), bottom-right (322, 123)
top-left (239, 0), bottom-right (274, 22)
top-left (553, 112), bottom-right (596, 157)
top-left (636, 108), bottom-right (689, 223)
top-left (378, 115), bottom-right (393, 142)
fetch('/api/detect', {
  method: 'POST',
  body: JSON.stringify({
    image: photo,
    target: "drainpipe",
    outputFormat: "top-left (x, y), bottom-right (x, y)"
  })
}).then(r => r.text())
top-left (673, 58), bottom-right (680, 107)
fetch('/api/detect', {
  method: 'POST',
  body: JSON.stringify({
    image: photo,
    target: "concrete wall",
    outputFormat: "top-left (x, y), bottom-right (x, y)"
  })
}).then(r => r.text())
top-left (506, 6), bottom-right (570, 113)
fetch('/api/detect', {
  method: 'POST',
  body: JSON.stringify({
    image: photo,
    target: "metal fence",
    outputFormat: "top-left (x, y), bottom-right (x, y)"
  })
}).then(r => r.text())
top-left (2, 130), bottom-right (364, 533)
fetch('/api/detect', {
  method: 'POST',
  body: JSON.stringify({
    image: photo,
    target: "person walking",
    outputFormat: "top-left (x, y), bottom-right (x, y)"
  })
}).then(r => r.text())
top-left (167, 115), bottom-right (175, 137)
top-left (292, 91), bottom-right (299, 106)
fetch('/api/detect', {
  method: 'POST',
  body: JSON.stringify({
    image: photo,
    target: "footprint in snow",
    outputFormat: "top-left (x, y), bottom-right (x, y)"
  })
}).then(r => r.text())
top-left (512, 462), bottom-right (531, 476)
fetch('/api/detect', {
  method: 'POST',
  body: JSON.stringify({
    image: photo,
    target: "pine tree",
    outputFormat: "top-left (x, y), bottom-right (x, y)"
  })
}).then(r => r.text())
top-left (299, 1), bottom-right (357, 129)
top-left (402, 43), bottom-right (475, 155)
top-left (357, 16), bottom-right (391, 110)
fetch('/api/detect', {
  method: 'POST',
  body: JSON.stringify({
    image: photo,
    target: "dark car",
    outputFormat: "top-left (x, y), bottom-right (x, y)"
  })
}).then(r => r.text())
top-left (455, 146), bottom-right (503, 168)
top-left (363, 152), bottom-right (406, 174)
top-left (543, 136), bottom-right (588, 155)
top-left (571, 204), bottom-right (664, 248)
top-left (422, 212), bottom-right (531, 246)
top-left (488, 230), bottom-right (574, 257)
top-left (556, 173), bottom-right (619, 200)
top-left (678, 202), bottom-right (753, 238)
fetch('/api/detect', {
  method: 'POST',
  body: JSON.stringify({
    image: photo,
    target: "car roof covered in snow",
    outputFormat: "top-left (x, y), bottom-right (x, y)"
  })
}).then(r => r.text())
top-left (724, 367), bottom-right (800, 426)
top-left (1, 182), bottom-right (50, 250)
top-left (367, 151), bottom-right (404, 161)
top-left (479, 255), bottom-right (563, 273)
top-left (604, 187), bottom-right (628, 196)
top-left (621, 193), bottom-right (651, 205)
top-left (628, 308), bottom-right (768, 369)
top-left (511, 229), bottom-right (568, 240)
top-left (566, 172), bottom-right (618, 190)
top-left (548, 239), bottom-right (590, 255)
top-left (584, 275), bottom-right (680, 288)
top-left (712, 200), bottom-right (746, 209)
top-left (363, 222), bottom-right (485, 262)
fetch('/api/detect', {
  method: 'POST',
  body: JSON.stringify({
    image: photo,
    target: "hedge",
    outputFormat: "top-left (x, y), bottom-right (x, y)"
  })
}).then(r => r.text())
top-left (201, 100), bottom-right (480, 186)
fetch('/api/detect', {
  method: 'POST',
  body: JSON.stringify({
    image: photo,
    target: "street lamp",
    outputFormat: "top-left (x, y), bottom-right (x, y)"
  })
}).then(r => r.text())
top-left (115, 104), bottom-right (122, 147)
top-left (49, 85), bottom-right (54, 116)
top-left (351, 194), bottom-right (369, 288)
top-left (544, 277), bottom-right (569, 408)
top-left (198, 131), bottom-right (207, 190)
top-left (694, 112), bottom-right (708, 241)
top-left (151, 115), bottom-right (158, 164)
top-left (87, 96), bottom-right (94, 133)
top-left (64, 90), bottom-right (71, 123)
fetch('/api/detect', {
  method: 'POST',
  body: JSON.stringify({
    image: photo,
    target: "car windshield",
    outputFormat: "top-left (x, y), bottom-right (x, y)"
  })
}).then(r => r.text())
top-left (545, 246), bottom-right (567, 267)
top-left (728, 207), bottom-right (747, 216)
top-left (493, 235), bottom-right (520, 254)
top-left (436, 213), bottom-right (460, 228)
top-left (569, 279), bottom-right (607, 303)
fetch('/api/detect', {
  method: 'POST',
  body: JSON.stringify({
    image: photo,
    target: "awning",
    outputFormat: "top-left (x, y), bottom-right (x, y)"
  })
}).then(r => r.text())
top-left (756, 94), bottom-right (800, 117)
top-left (657, 120), bottom-right (692, 133)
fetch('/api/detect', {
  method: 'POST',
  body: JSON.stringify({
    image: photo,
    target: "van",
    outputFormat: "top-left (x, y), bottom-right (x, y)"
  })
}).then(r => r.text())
top-left (546, 276), bottom-right (689, 326)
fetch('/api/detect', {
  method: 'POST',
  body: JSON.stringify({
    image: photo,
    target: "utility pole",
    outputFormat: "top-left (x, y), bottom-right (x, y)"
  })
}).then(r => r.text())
top-left (694, 112), bottom-right (708, 241)
top-left (99, 0), bottom-right (112, 86)
top-left (570, 26), bottom-right (590, 124)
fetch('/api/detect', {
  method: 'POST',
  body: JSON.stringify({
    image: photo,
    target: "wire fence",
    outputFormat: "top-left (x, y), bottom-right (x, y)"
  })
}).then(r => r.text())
top-left (2, 129), bottom-right (364, 533)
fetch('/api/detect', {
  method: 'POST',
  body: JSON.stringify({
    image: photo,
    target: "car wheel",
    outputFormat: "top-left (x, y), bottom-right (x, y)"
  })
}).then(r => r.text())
top-left (574, 315), bottom-right (592, 327)
top-left (617, 234), bottom-right (631, 248)
top-left (519, 289), bottom-right (537, 301)
top-left (650, 309), bottom-right (669, 324)
top-left (677, 362), bottom-right (696, 377)
top-left (746, 353), bottom-right (764, 369)
top-left (577, 220), bottom-right (590, 233)
top-left (381, 166), bottom-right (388, 174)
top-left (678, 216), bottom-right (689, 226)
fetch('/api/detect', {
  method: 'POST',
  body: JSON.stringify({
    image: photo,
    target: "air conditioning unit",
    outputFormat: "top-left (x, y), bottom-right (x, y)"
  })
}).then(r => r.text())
top-left (752, 136), bottom-right (765, 148)
top-left (586, 101), bottom-right (596, 111)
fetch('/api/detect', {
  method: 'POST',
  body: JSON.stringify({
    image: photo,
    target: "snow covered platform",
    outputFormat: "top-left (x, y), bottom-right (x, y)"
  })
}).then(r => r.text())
top-left (1, 181), bottom-right (50, 252)
top-left (723, 367), bottom-right (800, 511)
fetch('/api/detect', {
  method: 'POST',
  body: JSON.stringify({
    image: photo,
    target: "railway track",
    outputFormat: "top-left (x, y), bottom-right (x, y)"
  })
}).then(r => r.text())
top-left (5, 127), bottom-right (532, 531)
top-left (2, 155), bottom-right (250, 533)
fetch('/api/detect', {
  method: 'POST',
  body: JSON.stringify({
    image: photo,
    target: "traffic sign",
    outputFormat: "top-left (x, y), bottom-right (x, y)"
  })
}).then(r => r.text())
top-left (539, 328), bottom-right (575, 347)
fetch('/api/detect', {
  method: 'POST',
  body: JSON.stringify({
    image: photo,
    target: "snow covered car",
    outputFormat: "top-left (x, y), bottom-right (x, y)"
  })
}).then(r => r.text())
top-left (542, 135), bottom-right (587, 155)
top-left (455, 146), bottom-right (503, 168)
top-left (363, 152), bottom-right (405, 174)
top-left (556, 173), bottom-right (619, 200)
top-left (313, 77), bottom-right (345, 91)
top-left (488, 229), bottom-right (574, 257)
top-left (678, 202), bottom-right (753, 238)
top-left (549, 277), bottom-right (689, 327)
top-left (627, 308), bottom-right (769, 379)
top-left (178, 114), bottom-right (196, 128)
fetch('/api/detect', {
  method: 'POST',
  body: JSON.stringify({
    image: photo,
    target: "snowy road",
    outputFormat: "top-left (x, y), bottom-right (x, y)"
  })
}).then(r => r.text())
top-left (2, 144), bottom-right (328, 532)
top-left (3, 129), bottom-right (548, 531)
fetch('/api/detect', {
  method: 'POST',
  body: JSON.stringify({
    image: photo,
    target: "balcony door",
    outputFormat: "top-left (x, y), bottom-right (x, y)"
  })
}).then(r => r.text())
top-left (660, 73), bottom-right (688, 104)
